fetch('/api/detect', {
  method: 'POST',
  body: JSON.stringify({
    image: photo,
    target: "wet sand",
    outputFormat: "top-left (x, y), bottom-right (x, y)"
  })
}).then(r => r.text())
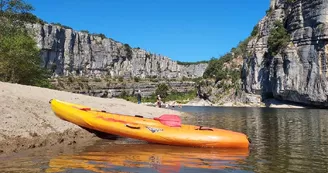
top-left (0, 82), bottom-right (184, 155)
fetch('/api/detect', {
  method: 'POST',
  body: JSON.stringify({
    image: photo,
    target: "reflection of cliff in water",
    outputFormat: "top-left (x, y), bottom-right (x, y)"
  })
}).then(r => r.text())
top-left (46, 144), bottom-right (249, 173)
top-left (182, 107), bottom-right (328, 173)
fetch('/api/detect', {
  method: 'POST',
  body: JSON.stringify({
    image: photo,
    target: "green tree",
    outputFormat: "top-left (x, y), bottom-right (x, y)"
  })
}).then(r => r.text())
top-left (268, 20), bottom-right (290, 56)
top-left (155, 83), bottom-right (169, 99)
top-left (0, 0), bottom-right (52, 87)
top-left (0, 0), bottom-right (33, 13)
top-left (0, 25), bottom-right (51, 87)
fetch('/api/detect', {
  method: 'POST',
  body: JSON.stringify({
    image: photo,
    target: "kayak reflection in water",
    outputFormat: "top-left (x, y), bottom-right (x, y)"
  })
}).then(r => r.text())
top-left (45, 144), bottom-right (250, 173)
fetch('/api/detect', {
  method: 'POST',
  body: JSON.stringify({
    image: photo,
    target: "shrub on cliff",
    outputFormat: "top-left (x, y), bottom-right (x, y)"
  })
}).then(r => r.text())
top-left (268, 20), bottom-right (290, 56)
top-left (203, 53), bottom-right (233, 80)
top-left (0, 0), bottom-right (46, 24)
top-left (251, 24), bottom-right (259, 37)
top-left (124, 44), bottom-right (133, 60)
top-left (177, 60), bottom-right (208, 65)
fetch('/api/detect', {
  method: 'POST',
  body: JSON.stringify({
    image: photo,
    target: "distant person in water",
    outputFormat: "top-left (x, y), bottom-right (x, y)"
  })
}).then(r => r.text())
top-left (157, 95), bottom-right (162, 108)
top-left (136, 90), bottom-right (142, 104)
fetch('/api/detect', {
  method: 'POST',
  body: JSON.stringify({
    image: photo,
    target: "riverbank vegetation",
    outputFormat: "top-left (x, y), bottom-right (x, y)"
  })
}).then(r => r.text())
top-left (201, 23), bottom-right (259, 92)
top-left (119, 88), bottom-right (197, 104)
top-left (0, 0), bottom-right (52, 88)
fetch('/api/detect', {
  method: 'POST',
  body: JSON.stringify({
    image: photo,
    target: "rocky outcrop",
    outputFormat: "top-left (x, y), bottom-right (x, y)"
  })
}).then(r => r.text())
top-left (242, 0), bottom-right (328, 107)
top-left (68, 81), bottom-right (197, 98)
top-left (26, 23), bottom-right (207, 79)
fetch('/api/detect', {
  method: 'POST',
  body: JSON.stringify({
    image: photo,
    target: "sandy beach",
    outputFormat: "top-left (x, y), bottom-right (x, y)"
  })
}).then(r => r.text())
top-left (0, 82), bottom-right (184, 154)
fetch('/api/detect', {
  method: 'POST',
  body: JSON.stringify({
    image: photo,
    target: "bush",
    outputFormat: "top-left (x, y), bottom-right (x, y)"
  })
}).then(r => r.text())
top-left (124, 44), bottom-right (133, 60)
top-left (118, 76), bottom-right (124, 82)
top-left (134, 76), bottom-right (140, 82)
top-left (93, 33), bottom-right (106, 39)
top-left (80, 30), bottom-right (89, 34)
top-left (0, 25), bottom-right (52, 87)
top-left (268, 20), bottom-right (290, 56)
top-left (177, 60), bottom-right (208, 65)
top-left (50, 22), bottom-right (72, 29)
top-left (155, 83), bottom-right (169, 99)
top-left (251, 24), bottom-right (259, 37)
top-left (266, 8), bottom-right (273, 15)
top-left (166, 90), bottom-right (197, 102)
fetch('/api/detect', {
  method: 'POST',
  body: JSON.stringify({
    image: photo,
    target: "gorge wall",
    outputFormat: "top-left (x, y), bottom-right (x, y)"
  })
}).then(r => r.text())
top-left (242, 0), bottom-right (328, 107)
top-left (26, 23), bottom-right (207, 79)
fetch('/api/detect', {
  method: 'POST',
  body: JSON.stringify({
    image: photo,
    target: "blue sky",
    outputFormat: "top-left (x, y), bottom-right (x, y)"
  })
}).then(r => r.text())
top-left (27, 0), bottom-right (269, 62)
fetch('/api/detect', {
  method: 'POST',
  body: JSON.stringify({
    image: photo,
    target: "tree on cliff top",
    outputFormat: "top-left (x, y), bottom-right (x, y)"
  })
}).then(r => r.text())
top-left (0, 0), bottom-right (45, 24)
top-left (0, 0), bottom-right (33, 13)
top-left (0, 0), bottom-right (52, 87)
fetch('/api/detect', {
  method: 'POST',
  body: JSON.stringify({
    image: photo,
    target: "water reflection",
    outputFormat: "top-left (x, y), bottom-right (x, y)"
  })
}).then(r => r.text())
top-left (180, 107), bottom-right (328, 173)
top-left (45, 144), bottom-right (249, 173)
top-left (2, 107), bottom-right (328, 173)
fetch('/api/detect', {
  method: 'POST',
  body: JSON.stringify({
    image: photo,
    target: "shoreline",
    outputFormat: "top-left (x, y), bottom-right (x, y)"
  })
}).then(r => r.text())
top-left (0, 82), bottom-right (185, 155)
top-left (141, 99), bottom-right (308, 109)
top-left (0, 81), bottom-right (310, 155)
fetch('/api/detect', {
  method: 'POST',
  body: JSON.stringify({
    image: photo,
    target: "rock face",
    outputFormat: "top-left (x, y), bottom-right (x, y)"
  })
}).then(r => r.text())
top-left (26, 23), bottom-right (207, 79)
top-left (70, 81), bottom-right (197, 98)
top-left (242, 0), bottom-right (328, 107)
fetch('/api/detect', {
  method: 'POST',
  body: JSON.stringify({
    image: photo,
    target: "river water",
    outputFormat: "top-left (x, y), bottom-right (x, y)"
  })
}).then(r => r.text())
top-left (1, 106), bottom-right (328, 173)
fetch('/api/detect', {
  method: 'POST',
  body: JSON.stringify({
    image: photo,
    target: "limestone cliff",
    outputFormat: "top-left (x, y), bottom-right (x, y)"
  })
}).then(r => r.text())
top-left (242, 0), bottom-right (328, 107)
top-left (26, 23), bottom-right (207, 79)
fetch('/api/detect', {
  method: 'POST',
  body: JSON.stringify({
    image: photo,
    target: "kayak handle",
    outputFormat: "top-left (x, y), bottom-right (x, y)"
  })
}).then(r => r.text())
top-left (135, 115), bottom-right (144, 118)
top-left (126, 124), bottom-right (141, 129)
top-left (195, 126), bottom-right (213, 131)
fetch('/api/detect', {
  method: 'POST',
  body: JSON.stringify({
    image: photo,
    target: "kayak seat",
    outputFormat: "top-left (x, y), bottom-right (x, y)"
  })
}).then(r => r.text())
top-left (154, 114), bottom-right (181, 127)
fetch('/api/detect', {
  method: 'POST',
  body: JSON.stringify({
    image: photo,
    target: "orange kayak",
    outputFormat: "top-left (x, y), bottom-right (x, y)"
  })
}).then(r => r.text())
top-left (49, 99), bottom-right (250, 148)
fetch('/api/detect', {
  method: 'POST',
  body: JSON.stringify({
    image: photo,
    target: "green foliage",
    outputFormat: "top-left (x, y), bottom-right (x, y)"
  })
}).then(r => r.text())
top-left (134, 76), bottom-right (140, 82)
top-left (230, 37), bottom-right (251, 57)
top-left (0, 0), bottom-right (52, 87)
top-left (80, 30), bottom-right (89, 34)
top-left (0, 22), bottom-right (51, 87)
top-left (251, 24), bottom-right (259, 37)
top-left (124, 44), bottom-right (133, 60)
top-left (93, 78), bottom-right (102, 82)
top-left (0, 0), bottom-right (34, 13)
top-left (118, 76), bottom-right (124, 82)
top-left (268, 20), bottom-right (290, 56)
top-left (203, 53), bottom-right (234, 80)
top-left (93, 33), bottom-right (106, 39)
top-left (286, 0), bottom-right (296, 3)
top-left (202, 35), bottom-right (251, 91)
top-left (166, 90), bottom-right (197, 103)
top-left (50, 22), bottom-right (72, 29)
top-left (0, 0), bottom-right (46, 25)
top-left (155, 83), bottom-right (169, 99)
top-left (177, 60), bottom-right (208, 65)
top-left (266, 8), bottom-right (273, 15)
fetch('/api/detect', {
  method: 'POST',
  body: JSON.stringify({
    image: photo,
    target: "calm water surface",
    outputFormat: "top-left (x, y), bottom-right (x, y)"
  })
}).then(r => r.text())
top-left (1, 106), bottom-right (328, 173)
